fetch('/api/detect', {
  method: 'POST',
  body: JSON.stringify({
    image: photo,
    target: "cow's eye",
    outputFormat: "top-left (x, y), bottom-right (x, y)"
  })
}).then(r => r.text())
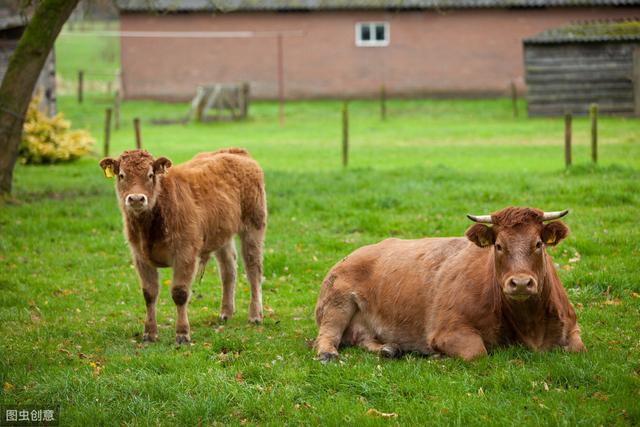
top-left (118, 173), bottom-right (124, 180)
top-left (148, 173), bottom-right (154, 180)
top-left (495, 244), bottom-right (503, 252)
top-left (536, 241), bottom-right (543, 249)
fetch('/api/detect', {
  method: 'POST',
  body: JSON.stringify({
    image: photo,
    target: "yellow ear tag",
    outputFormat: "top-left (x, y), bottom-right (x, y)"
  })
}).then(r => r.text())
top-left (545, 235), bottom-right (556, 245)
top-left (104, 166), bottom-right (114, 178)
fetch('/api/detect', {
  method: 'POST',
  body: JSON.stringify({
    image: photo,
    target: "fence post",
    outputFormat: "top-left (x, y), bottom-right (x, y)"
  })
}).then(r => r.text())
top-left (590, 103), bottom-right (598, 164)
top-left (241, 82), bottom-right (250, 118)
top-left (103, 108), bottom-right (112, 157)
top-left (510, 80), bottom-right (518, 118)
top-left (380, 84), bottom-right (387, 120)
top-left (77, 70), bottom-right (84, 104)
top-left (133, 118), bottom-right (142, 149)
top-left (564, 111), bottom-right (572, 168)
top-left (114, 90), bottom-right (121, 130)
top-left (342, 101), bottom-right (349, 168)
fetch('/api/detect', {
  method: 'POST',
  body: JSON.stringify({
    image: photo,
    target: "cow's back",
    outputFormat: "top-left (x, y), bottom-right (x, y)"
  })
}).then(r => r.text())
top-left (163, 149), bottom-right (266, 252)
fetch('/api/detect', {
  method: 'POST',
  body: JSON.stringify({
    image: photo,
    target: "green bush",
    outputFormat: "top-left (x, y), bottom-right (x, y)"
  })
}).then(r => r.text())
top-left (19, 97), bottom-right (94, 164)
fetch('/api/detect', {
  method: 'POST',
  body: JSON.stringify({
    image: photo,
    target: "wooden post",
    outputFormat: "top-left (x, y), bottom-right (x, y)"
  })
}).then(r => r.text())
top-left (380, 84), bottom-right (387, 120)
top-left (510, 80), bottom-right (518, 118)
top-left (77, 70), bottom-right (84, 104)
top-left (634, 48), bottom-right (640, 117)
top-left (133, 118), bottom-right (141, 149)
top-left (114, 90), bottom-right (121, 130)
top-left (241, 82), bottom-right (250, 118)
top-left (342, 101), bottom-right (349, 168)
top-left (277, 33), bottom-right (284, 127)
top-left (103, 108), bottom-right (112, 157)
top-left (564, 111), bottom-right (572, 168)
top-left (590, 103), bottom-right (598, 164)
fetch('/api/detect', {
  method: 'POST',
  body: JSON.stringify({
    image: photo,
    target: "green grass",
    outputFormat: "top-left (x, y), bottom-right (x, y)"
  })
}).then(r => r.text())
top-left (56, 22), bottom-right (120, 93)
top-left (1, 94), bottom-right (639, 425)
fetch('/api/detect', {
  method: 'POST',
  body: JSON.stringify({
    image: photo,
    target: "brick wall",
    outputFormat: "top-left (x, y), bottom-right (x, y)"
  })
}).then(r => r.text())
top-left (120, 8), bottom-right (640, 100)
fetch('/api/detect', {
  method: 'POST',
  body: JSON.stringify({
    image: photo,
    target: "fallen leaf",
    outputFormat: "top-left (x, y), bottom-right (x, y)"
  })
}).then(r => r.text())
top-left (593, 392), bottom-right (609, 401)
top-left (631, 292), bottom-right (640, 299)
top-left (478, 387), bottom-right (485, 396)
top-left (543, 382), bottom-right (549, 392)
top-left (604, 299), bottom-right (621, 306)
top-left (3, 382), bottom-right (14, 392)
top-left (235, 372), bottom-right (244, 383)
top-left (366, 408), bottom-right (398, 418)
top-left (58, 347), bottom-right (73, 358)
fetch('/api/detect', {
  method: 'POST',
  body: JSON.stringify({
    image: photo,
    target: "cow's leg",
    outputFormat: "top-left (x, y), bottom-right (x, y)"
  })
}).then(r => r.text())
top-left (431, 329), bottom-right (487, 361)
top-left (214, 241), bottom-right (237, 322)
top-left (359, 337), bottom-right (401, 359)
top-left (171, 257), bottom-right (197, 344)
top-left (240, 227), bottom-right (264, 324)
top-left (566, 327), bottom-right (586, 353)
top-left (315, 292), bottom-right (356, 362)
top-left (134, 257), bottom-right (159, 342)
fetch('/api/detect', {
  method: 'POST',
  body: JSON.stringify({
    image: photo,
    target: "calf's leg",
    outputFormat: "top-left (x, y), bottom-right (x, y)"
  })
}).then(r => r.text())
top-left (240, 227), bottom-right (265, 323)
top-left (135, 258), bottom-right (159, 342)
top-left (214, 241), bottom-right (237, 321)
top-left (171, 257), bottom-right (197, 344)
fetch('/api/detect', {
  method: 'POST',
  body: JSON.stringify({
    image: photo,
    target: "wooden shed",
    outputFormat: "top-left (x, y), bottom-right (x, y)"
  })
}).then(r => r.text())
top-left (524, 19), bottom-right (640, 116)
top-left (0, 10), bottom-right (56, 115)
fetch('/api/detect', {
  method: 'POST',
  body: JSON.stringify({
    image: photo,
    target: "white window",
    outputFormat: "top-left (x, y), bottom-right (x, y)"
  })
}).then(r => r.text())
top-left (355, 22), bottom-right (389, 47)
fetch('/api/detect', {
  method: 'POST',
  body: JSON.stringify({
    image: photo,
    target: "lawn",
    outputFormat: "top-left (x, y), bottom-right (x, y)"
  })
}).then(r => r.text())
top-left (1, 28), bottom-right (640, 425)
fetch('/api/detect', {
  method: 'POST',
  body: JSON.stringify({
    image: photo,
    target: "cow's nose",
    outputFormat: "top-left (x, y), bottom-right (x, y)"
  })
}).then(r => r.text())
top-left (510, 276), bottom-right (533, 290)
top-left (126, 194), bottom-right (147, 205)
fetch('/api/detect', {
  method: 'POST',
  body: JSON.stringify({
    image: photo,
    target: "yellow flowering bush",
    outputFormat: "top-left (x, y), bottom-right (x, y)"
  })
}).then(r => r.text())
top-left (20, 97), bottom-right (94, 164)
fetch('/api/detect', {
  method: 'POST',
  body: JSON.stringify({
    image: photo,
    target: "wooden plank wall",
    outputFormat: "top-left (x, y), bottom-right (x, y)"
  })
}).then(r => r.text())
top-left (524, 42), bottom-right (638, 116)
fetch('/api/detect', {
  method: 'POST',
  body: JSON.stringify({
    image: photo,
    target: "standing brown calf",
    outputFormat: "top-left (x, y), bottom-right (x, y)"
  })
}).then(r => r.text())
top-left (100, 148), bottom-right (267, 344)
top-left (315, 207), bottom-right (585, 361)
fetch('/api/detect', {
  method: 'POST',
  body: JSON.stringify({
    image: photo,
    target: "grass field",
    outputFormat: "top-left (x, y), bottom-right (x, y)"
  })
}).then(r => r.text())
top-left (2, 29), bottom-right (640, 425)
top-left (1, 93), bottom-right (639, 425)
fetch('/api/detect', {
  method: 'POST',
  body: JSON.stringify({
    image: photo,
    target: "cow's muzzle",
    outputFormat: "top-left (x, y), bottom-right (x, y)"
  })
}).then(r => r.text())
top-left (503, 275), bottom-right (538, 301)
top-left (125, 193), bottom-right (148, 212)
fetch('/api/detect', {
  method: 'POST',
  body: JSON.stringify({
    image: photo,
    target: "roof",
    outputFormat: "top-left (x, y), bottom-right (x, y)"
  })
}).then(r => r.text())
top-left (524, 18), bottom-right (640, 43)
top-left (116, 0), bottom-right (640, 12)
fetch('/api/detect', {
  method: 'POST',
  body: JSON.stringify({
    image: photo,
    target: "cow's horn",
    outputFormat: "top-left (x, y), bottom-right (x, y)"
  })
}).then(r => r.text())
top-left (466, 214), bottom-right (493, 224)
top-left (542, 209), bottom-right (569, 221)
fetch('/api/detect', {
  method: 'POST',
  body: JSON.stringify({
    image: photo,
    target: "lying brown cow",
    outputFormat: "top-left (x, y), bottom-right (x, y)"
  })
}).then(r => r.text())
top-left (314, 207), bottom-right (585, 361)
top-left (100, 148), bottom-right (267, 344)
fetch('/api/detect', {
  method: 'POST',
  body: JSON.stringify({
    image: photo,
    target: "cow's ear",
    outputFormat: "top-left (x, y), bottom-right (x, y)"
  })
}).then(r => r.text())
top-left (153, 157), bottom-right (172, 174)
top-left (541, 221), bottom-right (569, 246)
top-left (99, 157), bottom-right (119, 179)
top-left (465, 224), bottom-right (495, 248)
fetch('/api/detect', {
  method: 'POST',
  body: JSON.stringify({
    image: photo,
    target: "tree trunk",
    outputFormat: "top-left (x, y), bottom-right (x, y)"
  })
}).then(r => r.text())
top-left (0, 0), bottom-right (80, 198)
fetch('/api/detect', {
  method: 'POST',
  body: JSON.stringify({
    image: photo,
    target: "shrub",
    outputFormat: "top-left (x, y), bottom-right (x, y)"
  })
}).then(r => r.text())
top-left (19, 97), bottom-right (94, 164)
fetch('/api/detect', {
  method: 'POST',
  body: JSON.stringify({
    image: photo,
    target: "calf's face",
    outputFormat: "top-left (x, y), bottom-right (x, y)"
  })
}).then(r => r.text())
top-left (100, 150), bottom-right (171, 215)
top-left (466, 213), bottom-right (569, 301)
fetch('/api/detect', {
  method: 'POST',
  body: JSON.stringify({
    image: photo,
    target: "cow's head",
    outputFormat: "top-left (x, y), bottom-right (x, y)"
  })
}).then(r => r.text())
top-left (99, 150), bottom-right (172, 215)
top-left (465, 207), bottom-right (569, 301)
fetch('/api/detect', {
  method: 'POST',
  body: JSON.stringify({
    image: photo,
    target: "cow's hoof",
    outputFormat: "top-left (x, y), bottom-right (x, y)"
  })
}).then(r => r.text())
top-left (142, 333), bottom-right (158, 342)
top-left (248, 316), bottom-right (262, 325)
top-left (380, 344), bottom-right (400, 359)
top-left (219, 313), bottom-right (230, 323)
top-left (317, 352), bottom-right (339, 363)
top-left (175, 334), bottom-right (191, 345)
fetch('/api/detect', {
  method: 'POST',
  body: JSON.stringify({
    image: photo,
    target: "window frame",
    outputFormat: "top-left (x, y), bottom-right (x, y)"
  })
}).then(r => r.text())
top-left (355, 22), bottom-right (390, 47)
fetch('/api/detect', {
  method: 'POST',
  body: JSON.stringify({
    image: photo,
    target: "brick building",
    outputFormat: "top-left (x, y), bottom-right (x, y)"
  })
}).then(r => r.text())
top-left (116, 0), bottom-right (640, 100)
